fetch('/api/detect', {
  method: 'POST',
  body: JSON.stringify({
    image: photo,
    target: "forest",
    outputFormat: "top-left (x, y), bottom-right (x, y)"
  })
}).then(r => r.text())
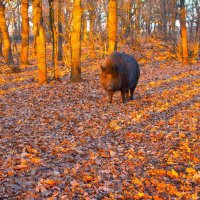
top-left (0, 0), bottom-right (199, 199)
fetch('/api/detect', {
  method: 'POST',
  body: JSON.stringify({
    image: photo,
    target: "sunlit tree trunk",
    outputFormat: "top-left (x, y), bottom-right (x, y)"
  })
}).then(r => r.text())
top-left (108, 0), bottom-right (117, 54)
top-left (70, 0), bottom-right (82, 82)
top-left (21, 0), bottom-right (29, 64)
top-left (48, 0), bottom-right (59, 79)
top-left (180, 0), bottom-right (189, 65)
top-left (0, 2), bottom-right (14, 65)
top-left (32, 0), bottom-right (47, 84)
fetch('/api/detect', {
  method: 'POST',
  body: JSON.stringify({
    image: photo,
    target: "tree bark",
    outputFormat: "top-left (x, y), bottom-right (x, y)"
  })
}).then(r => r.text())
top-left (83, 13), bottom-right (88, 42)
top-left (21, 0), bottom-right (29, 64)
top-left (0, 31), bottom-right (3, 57)
top-left (32, 1), bottom-right (37, 57)
top-left (171, 0), bottom-right (177, 38)
top-left (32, 0), bottom-right (47, 84)
top-left (126, 0), bottom-right (133, 38)
top-left (70, 0), bottom-right (82, 82)
top-left (161, 0), bottom-right (167, 38)
top-left (0, 2), bottom-right (14, 65)
top-left (134, 0), bottom-right (141, 38)
top-left (17, 3), bottom-right (21, 41)
top-left (195, 0), bottom-right (200, 45)
top-left (180, 0), bottom-right (189, 65)
top-left (89, 9), bottom-right (95, 58)
top-left (48, 0), bottom-right (59, 79)
top-left (57, 0), bottom-right (63, 61)
top-left (108, 0), bottom-right (117, 54)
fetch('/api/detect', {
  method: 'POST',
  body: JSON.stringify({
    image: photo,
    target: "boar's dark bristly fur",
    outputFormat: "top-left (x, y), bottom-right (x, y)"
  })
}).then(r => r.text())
top-left (101, 52), bottom-right (140, 103)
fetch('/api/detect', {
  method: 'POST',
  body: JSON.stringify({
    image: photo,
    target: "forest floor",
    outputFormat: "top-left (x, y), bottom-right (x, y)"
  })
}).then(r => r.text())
top-left (0, 41), bottom-right (200, 199)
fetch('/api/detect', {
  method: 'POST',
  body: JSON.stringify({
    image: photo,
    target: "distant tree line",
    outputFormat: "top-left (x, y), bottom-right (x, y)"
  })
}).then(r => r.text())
top-left (0, 0), bottom-right (199, 83)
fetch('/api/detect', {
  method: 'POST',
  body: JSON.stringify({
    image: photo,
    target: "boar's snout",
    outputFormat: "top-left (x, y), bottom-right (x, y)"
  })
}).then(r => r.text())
top-left (107, 86), bottom-right (114, 92)
top-left (105, 76), bottom-right (117, 92)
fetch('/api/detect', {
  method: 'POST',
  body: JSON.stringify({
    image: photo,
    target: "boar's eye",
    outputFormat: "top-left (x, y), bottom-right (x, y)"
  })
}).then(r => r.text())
top-left (101, 65), bottom-right (106, 71)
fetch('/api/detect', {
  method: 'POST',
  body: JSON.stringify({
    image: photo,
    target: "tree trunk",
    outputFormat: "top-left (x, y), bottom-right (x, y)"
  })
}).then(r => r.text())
top-left (0, 31), bottom-right (3, 57)
top-left (0, 3), bottom-right (14, 65)
top-left (70, 0), bottom-right (82, 82)
top-left (134, 0), bottom-right (141, 38)
top-left (171, 0), bottom-right (177, 38)
top-left (83, 13), bottom-right (88, 42)
top-left (180, 0), bottom-right (189, 65)
top-left (108, 0), bottom-right (117, 54)
top-left (13, 11), bottom-right (18, 41)
top-left (48, 0), bottom-right (59, 79)
top-left (89, 10), bottom-right (95, 58)
top-left (17, 3), bottom-right (21, 41)
top-left (32, 2), bottom-right (37, 57)
top-left (125, 0), bottom-right (132, 38)
top-left (57, 0), bottom-right (63, 61)
top-left (146, 19), bottom-right (151, 35)
top-left (21, 0), bottom-right (29, 65)
top-left (195, 0), bottom-right (200, 45)
top-left (161, 0), bottom-right (167, 38)
top-left (32, 0), bottom-right (47, 84)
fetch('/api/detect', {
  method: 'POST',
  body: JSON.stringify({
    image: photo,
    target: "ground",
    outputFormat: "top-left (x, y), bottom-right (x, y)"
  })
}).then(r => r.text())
top-left (0, 43), bottom-right (200, 199)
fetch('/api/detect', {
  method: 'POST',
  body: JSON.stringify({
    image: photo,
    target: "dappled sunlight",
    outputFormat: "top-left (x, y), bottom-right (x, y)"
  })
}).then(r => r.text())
top-left (108, 73), bottom-right (199, 131)
top-left (142, 69), bottom-right (199, 92)
top-left (0, 82), bottom-right (38, 95)
top-left (0, 64), bottom-right (38, 94)
top-left (1, 60), bottom-right (199, 199)
top-left (0, 72), bottom-right (36, 85)
top-left (0, 62), bottom-right (100, 95)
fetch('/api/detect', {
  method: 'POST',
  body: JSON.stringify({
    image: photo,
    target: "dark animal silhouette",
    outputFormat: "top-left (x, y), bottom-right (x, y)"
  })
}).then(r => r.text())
top-left (101, 52), bottom-right (140, 103)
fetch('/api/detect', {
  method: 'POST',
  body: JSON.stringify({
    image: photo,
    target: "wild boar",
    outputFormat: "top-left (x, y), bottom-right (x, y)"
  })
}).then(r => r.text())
top-left (101, 52), bottom-right (140, 103)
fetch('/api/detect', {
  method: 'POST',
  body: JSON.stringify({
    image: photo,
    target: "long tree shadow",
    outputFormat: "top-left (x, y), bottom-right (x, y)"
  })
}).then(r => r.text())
top-left (127, 94), bottom-right (199, 132)
top-left (0, 60), bottom-right (199, 96)
top-left (139, 68), bottom-right (199, 93)
top-left (103, 75), bottom-right (199, 133)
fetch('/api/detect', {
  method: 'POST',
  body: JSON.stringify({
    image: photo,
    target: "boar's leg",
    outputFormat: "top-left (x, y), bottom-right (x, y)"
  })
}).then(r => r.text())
top-left (129, 88), bottom-right (134, 100)
top-left (129, 79), bottom-right (138, 100)
top-left (121, 90), bottom-right (127, 103)
top-left (108, 92), bottom-right (113, 103)
top-left (126, 90), bottom-right (129, 100)
top-left (130, 82), bottom-right (138, 100)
